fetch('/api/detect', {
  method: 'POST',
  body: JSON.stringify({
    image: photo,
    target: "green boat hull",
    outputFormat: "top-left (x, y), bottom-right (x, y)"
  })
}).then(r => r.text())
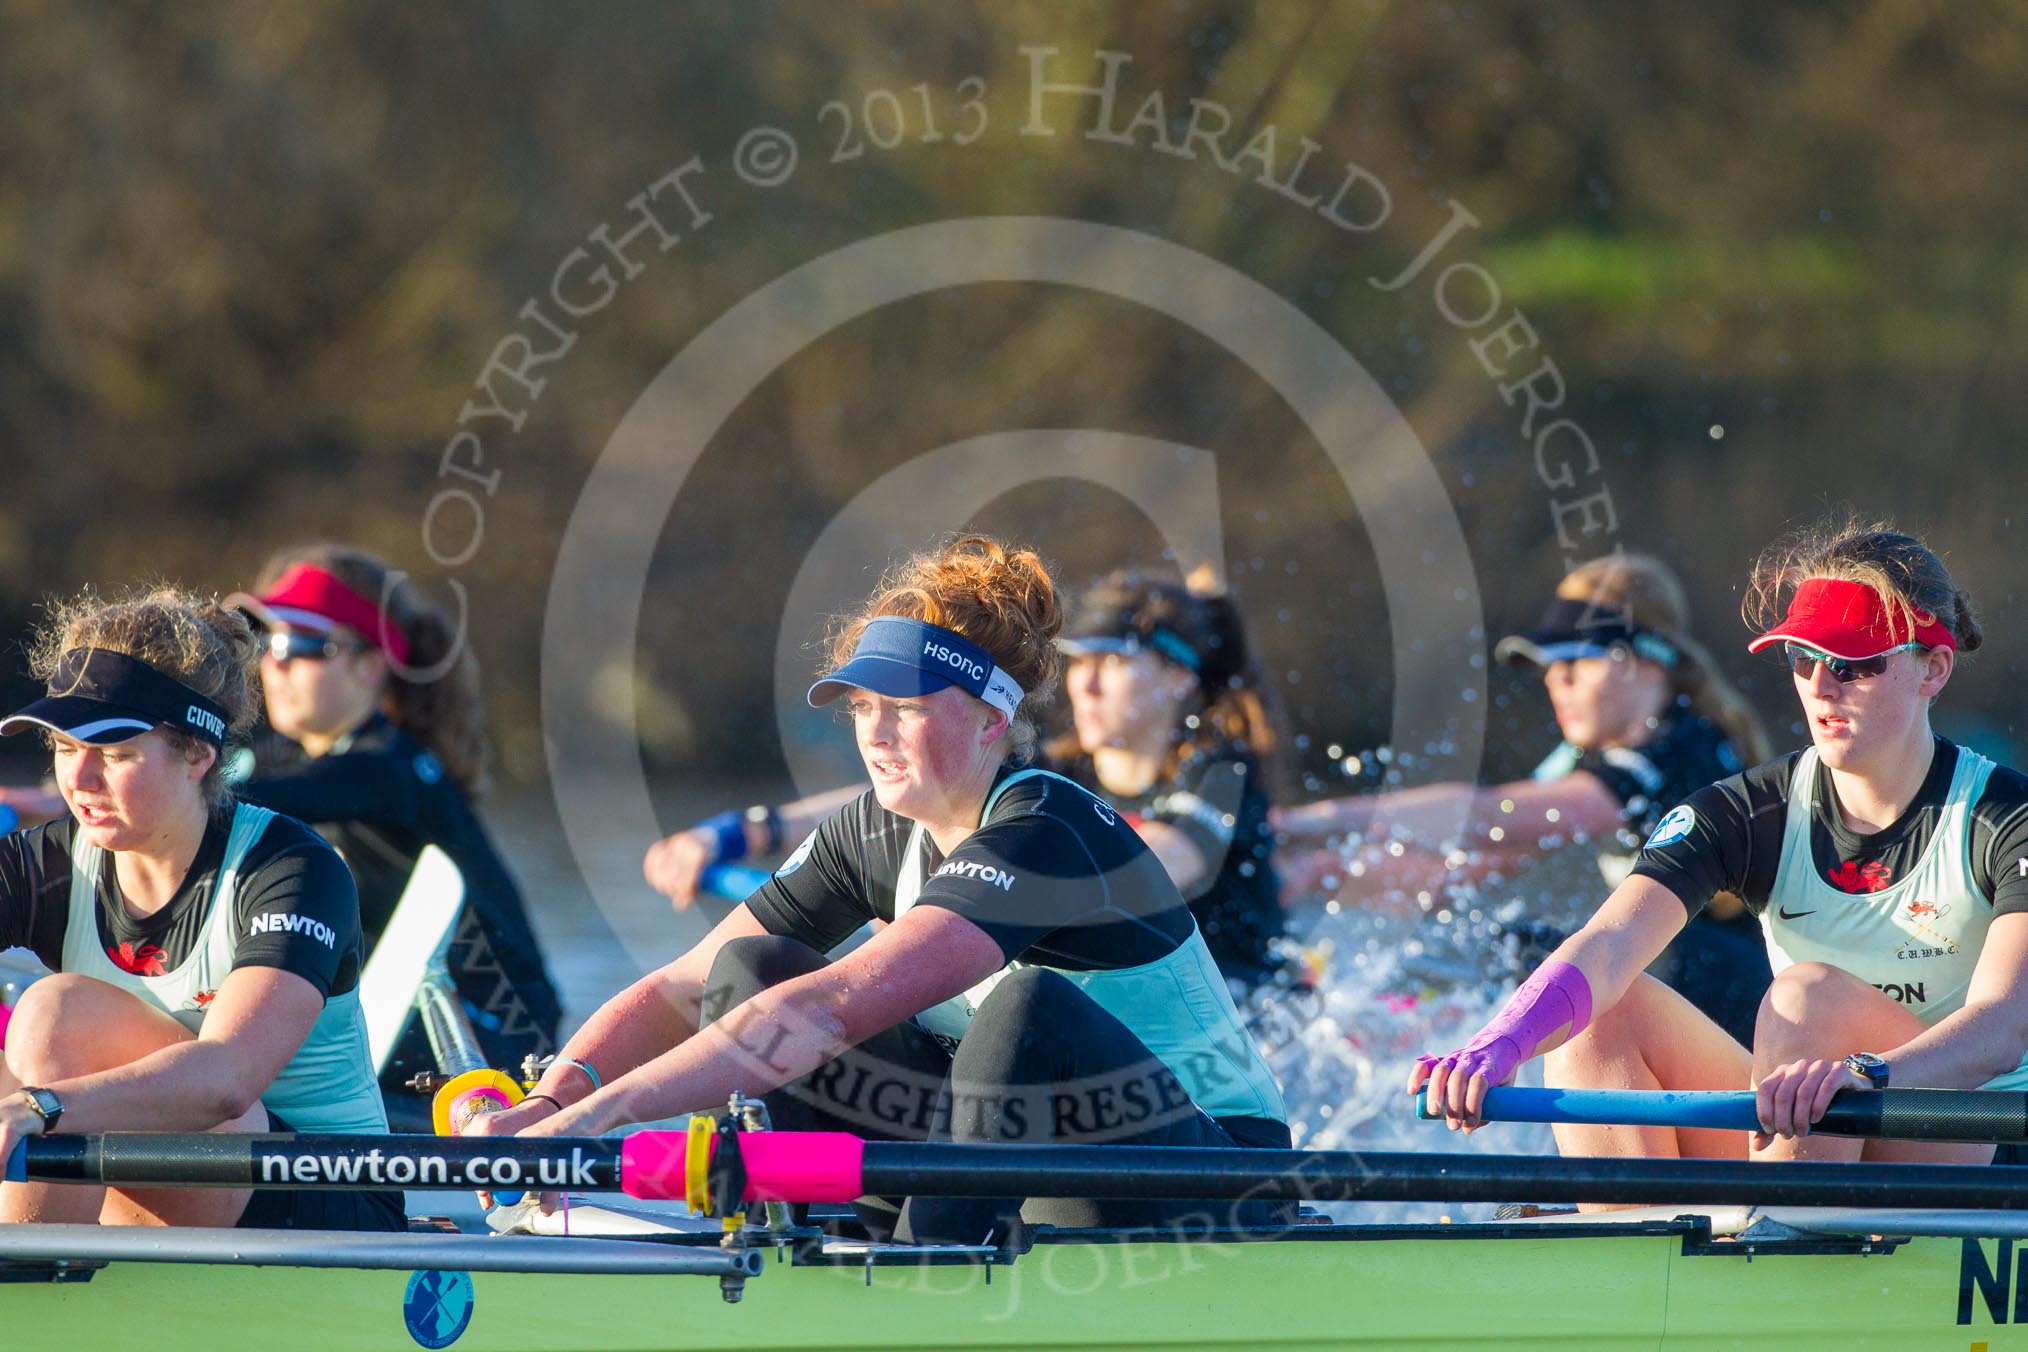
top-left (9, 1218), bottom-right (2028, 1350)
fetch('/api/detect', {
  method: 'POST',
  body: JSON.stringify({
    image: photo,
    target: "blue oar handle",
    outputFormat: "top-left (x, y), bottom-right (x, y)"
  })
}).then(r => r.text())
top-left (1413, 1084), bottom-right (2028, 1142)
top-left (5, 1138), bottom-right (22, 1183)
top-left (1416, 1086), bottom-right (1761, 1131)
top-left (700, 862), bottom-right (774, 901)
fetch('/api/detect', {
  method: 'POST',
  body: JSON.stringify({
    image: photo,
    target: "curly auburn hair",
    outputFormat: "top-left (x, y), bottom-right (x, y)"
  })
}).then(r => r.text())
top-left (826, 534), bottom-right (1064, 763)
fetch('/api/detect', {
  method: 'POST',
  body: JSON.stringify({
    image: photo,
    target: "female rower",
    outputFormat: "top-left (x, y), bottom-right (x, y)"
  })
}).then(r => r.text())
top-left (1414, 520), bottom-right (2028, 1170)
top-left (226, 544), bottom-right (562, 1075)
top-left (476, 535), bottom-right (1289, 1242)
top-left (0, 587), bottom-right (398, 1229)
top-left (1049, 570), bottom-right (1289, 992)
top-left (1276, 553), bottom-right (1772, 1041)
top-left (643, 569), bottom-right (1292, 995)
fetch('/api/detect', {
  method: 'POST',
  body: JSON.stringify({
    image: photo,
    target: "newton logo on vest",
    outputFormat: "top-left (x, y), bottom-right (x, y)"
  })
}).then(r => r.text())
top-left (250, 912), bottom-right (339, 949)
top-left (933, 859), bottom-right (1017, 891)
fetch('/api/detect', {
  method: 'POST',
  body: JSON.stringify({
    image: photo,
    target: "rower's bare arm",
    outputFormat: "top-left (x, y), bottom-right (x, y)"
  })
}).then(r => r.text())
top-left (645, 786), bottom-right (864, 906)
top-left (1870, 911), bottom-right (2028, 1087)
top-left (531, 903), bottom-right (773, 1111)
top-left (1548, 874), bottom-right (1696, 1017)
top-left (34, 966), bottom-right (324, 1132)
top-left (775, 786), bottom-right (865, 845)
top-left (581, 906), bottom-right (1003, 1132)
top-left (1275, 775), bottom-right (1620, 855)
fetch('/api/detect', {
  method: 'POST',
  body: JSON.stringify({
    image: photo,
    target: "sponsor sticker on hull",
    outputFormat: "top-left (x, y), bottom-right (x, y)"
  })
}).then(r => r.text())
top-left (404, 1269), bottom-right (475, 1349)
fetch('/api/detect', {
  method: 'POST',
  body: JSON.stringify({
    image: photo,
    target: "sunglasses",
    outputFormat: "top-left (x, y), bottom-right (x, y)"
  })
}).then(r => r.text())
top-left (1782, 641), bottom-right (1923, 684)
top-left (262, 630), bottom-right (365, 664)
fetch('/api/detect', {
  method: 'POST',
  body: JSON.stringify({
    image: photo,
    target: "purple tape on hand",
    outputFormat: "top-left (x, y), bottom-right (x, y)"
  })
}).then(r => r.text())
top-left (1424, 960), bottom-right (1593, 1088)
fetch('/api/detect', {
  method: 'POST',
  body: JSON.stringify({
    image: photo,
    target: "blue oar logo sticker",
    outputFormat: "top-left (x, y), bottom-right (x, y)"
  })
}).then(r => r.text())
top-left (404, 1269), bottom-right (475, 1349)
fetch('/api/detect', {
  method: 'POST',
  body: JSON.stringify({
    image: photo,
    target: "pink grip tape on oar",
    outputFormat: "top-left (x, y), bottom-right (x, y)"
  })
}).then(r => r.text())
top-left (738, 1131), bottom-right (865, 1202)
top-left (0, 1001), bottom-right (11, 1050)
top-left (618, 1130), bottom-right (865, 1204)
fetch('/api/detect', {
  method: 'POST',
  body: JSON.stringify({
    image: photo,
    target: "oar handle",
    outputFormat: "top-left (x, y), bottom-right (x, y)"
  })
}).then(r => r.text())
top-left (1414, 1085), bottom-right (2028, 1142)
top-left (700, 862), bottom-right (774, 901)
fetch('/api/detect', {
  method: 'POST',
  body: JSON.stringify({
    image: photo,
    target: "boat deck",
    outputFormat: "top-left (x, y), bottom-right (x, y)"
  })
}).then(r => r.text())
top-left (8, 1198), bottom-right (2027, 1350)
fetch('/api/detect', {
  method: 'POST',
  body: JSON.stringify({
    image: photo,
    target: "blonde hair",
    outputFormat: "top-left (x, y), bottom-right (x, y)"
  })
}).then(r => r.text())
top-left (827, 534), bottom-right (1064, 763)
top-left (27, 584), bottom-right (260, 811)
top-left (1745, 515), bottom-right (1983, 655)
top-left (254, 543), bottom-right (494, 798)
top-left (1558, 553), bottom-right (1772, 765)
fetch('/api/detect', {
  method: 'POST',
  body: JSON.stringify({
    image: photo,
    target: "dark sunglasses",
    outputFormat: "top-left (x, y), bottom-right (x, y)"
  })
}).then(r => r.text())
top-left (1782, 640), bottom-right (1922, 684)
top-left (262, 630), bottom-right (365, 664)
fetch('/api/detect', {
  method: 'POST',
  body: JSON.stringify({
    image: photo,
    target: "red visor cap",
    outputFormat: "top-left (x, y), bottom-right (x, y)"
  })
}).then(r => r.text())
top-left (1745, 577), bottom-right (1953, 659)
top-left (225, 563), bottom-right (412, 666)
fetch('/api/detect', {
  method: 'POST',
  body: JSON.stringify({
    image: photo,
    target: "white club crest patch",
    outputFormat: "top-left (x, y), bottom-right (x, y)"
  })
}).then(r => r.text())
top-left (775, 830), bottom-right (817, 877)
top-left (1644, 804), bottom-right (1698, 850)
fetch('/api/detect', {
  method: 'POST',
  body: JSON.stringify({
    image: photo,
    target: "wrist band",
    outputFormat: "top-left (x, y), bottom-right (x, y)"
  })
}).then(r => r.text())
top-left (562, 1056), bottom-right (603, 1091)
top-left (746, 803), bottom-right (783, 855)
top-left (522, 1093), bottom-right (563, 1114)
top-left (699, 810), bottom-right (748, 862)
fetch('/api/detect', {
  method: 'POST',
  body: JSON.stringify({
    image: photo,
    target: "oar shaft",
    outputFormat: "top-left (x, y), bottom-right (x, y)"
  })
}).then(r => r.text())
top-left (844, 1143), bottom-right (2028, 1210)
top-left (8, 1132), bottom-right (623, 1192)
top-left (1426, 1086), bottom-right (2028, 1142)
top-left (18, 1127), bottom-right (2028, 1214)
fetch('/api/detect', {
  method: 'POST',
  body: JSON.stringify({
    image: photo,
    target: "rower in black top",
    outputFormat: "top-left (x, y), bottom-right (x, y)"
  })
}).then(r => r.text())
top-left (227, 545), bottom-right (561, 1079)
top-left (641, 568), bottom-right (1296, 997)
top-left (1049, 568), bottom-right (1291, 994)
top-left (471, 535), bottom-right (1288, 1244)
top-left (1418, 517), bottom-right (2028, 1178)
top-left (0, 584), bottom-right (397, 1231)
top-left (1631, 736), bottom-right (2028, 991)
top-left (1278, 553), bottom-right (1774, 1040)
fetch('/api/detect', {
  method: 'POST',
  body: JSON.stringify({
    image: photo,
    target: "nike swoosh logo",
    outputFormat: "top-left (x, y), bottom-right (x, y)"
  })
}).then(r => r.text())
top-left (1777, 906), bottom-right (1817, 920)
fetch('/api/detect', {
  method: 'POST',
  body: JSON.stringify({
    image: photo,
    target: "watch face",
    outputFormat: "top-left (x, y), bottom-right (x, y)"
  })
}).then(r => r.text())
top-left (23, 1087), bottom-right (61, 1129)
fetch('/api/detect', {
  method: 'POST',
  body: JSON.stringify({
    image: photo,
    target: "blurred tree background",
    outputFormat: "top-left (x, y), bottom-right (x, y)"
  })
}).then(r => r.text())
top-left (1, 0), bottom-right (2023, 802)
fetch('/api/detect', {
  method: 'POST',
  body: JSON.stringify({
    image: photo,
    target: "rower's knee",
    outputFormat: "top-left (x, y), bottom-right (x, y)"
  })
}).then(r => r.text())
top-left (4, 974), bottom-right (148, 1080)
top-left (1754, 962), bottom-right (1881, 1055)
top-left (701, 935), bottom-right (826, 1024)
top-left (974, 966), bottom-right (1073, 1020)
top-left (1544, 974), bottom-right (1654, 1086)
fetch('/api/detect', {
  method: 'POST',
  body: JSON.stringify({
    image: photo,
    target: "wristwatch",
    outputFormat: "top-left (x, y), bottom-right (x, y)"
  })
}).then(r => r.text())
top-left (1843, 1052), bottom-right (1890, 1088)
top-left (18, 1086), bottom-right (63, 1135)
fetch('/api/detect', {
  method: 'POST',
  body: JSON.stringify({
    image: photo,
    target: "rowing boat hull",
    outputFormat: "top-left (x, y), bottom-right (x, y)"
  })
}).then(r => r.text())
top-left (9, 1219), bottom-right (2028, 1349)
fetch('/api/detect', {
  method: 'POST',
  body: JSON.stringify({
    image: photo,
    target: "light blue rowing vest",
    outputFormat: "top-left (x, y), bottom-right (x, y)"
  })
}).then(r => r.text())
top-left (1762, 744), bottom-right (2028, 1091)
top-left (63, 803), bottom-right (388, 1134)
top-left (894, 769), bottom-right (1287, 1123)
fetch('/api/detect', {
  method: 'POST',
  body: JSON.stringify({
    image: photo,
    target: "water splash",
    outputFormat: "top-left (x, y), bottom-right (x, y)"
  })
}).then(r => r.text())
top-left (1251, 842), bottom-right (1611, 1220)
